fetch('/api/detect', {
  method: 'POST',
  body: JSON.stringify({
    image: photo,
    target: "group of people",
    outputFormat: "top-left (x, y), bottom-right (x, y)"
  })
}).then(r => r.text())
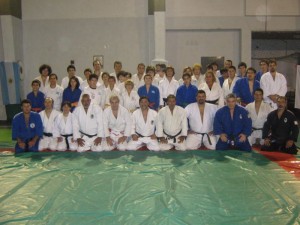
top-left (12, 58), bottom-right (299, 154)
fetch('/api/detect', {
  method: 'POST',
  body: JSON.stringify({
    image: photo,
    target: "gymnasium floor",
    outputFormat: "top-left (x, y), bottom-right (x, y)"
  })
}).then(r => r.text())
top-left (1, 128), bottom-right (300, 224)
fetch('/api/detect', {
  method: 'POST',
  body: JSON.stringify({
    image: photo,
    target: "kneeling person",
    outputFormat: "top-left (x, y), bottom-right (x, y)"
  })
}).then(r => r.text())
top-left (102, 95), bottom-right (131, 151)
top-left (156, 95), bottom-right (187, 151)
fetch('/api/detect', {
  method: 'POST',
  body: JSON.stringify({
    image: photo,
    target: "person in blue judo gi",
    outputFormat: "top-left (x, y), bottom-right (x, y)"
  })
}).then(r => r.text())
top-left (12, 99), bottom-right (43, 153)
top-left (176, 73), bottom-right (198, 108)
top-left (138, 74), bottom-right (160, 110)
top-left (26, 79), bottom-right (45, 112)
top-left (213, 93), bottom-right (252, 152)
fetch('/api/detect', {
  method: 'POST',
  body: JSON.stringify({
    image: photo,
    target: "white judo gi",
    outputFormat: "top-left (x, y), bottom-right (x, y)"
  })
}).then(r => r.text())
top-left (191, 74), bottom-right (205, 87)
top-left (156, 105), bottom-right (187, 151)
top-left (185, 102), bottom-right (218, 150)
top-left (104, 87), bottom-right (120, 107)
top-left (72, 104), bottom-right (104, 152)
top-left (245, 102), bottom-right (272, 145)
top-left (44, 85), bottom-right (64, 111)
top-left (34, 76), bottom-right (49, 94)
top-left (39, 109), bottom-right (60, 150)
top-left (222, 76), bottom-right (239, 99)
top-left (102, 105), bottom-right (132, 151)
top-left (198, 82), bottom-right (224, 107)
top-left (132, 74), bottom-right (145, 90)
top-left (79, 86), bottom-right (106, 109)
top-left (119, 90), bottom-right (140, 113)
top-left (260, 72), bottom-right (287, 109)
top-left (158, 78), bottom-right (179, 106)
top-left (127, 108), bottom-right (160, 151)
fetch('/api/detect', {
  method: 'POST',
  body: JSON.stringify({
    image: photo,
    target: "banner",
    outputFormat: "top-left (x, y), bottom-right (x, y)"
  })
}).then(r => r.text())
top-left (295, 65), bottom-right (300, 109)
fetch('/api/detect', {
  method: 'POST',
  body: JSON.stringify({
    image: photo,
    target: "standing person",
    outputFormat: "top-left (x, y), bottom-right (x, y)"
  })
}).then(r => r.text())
top-left (156, 95), bottom-right (187, 151)
top-left (245, 88), bottom-right (272, 146)
top-left (237, 62), bottom-right (247, 78)
top-left (93, 59), bottom-right (103, 79)
top-left (185, 90), bottom-right (218, 150)
top-left (62, 76), bottom-right (82, 112)
top-left (73, 94), bottom-right (104, 152)
top-left (218, 68), bottom-right (228, 87)
top-left (191, 63), bottom-right (205, 87)
top-left (104, 76), bottom-right (120, 108)
top-left (39, 98), bottom-right (60, 151)
top-left (138, 74), bottom-right (160, 110)
top-left (80, 68), bottom-right (93, 91)
top-left (102, 95), bottom-right (131, 151)
top-left (44, 73), bottom-right (64, 111)
top-left (34, 64), bottom-right (52, 93)
top-left (61, 65), bottom-right (83, 89)
top-left (27, 80), bottom-right (45, 113)
top-left (132, 63), bottom-right (146, 90)
top-left (120, 80), bottom-right (139, 113)
top-left (216, 59), bottom-right (233, 78)
top-left (260, 59), bottom-right (287, 109)
top-left (158, 66), bottom-right (179, 107)
top-left (213, 94), bottom-right (252, 152)
top-left (198, 71), bottom-right (224, 107)
top-left (116, 70), bottom-right (127, 93)
top-left (53, 101), bottom-right (77, 151)
top-left (110, 61), bottom-right (122, 81)
top-left (222, 66), bottom-right (239, 98)
top-left (176, 73), bottom-right (198, 108)
top-left (12, 99), bottom-right (43, 153)
top-left (255, 59), bottom-right (269, 82)
top-left (261, 96), bottom-right (299, 154)
top-left (153, 64), bottom-right (166, 86)
top-left (233, 67), bottom-right (260, 106)
top-left (178, 67), bottom-right (194, 86)
top-left (127, 97), bottom-right (160, 151)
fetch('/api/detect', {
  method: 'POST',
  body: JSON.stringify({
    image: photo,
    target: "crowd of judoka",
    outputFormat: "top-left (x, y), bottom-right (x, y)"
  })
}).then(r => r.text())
top-left (12, 59), bottom-right (299, 154)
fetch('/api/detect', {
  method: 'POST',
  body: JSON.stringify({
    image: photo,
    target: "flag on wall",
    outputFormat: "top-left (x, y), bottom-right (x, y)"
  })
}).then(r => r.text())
top-left (295, 65), bottom-right (300, 109)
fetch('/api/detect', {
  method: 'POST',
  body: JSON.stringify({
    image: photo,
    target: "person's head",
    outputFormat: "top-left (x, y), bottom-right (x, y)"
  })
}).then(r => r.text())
top-left (139, 96), bottom-right (149, 110)
top-left (166, 94), bottom-right (176, 109)
top-left (21, 99), bottom-right (32, 114)
top-left (88, 74), bottom-right (99, 88)
top-left (225, 93), bottom-right (237, 109)
top-left (269, 59), bottom-right (277, 73)
top-left (68, 76), bottom-right (80, 89)
top-left (84, 68), bottom-right (92, 79)
top-left (114, 61), bottom-right (122, 73)
top-left (61, 101), bottom-right (72, 113)
top-left (31, 79), bottom-right (41, 92)
top-left (39, 64), bottom-right (52, 76)
top-left (108, 76), bottom-right (116, 88)
top-left (81, 94), bottom-right (91, 109)
top-left (67, 65), bottom-right (76, 77)
top-left (101, 72), bottom-right (110, 84)
top-left (155, 64), bottom-right (161, 73)
top-left (193, 63), bottom-right (202, 76)
top-left (246, 67), bottom-right (256, 81)
top-left (146, 66), bottom-right (156, 78)
top-left (137, 63), bottom-right (146, 75)
top-left (166, 66), bottom-right (175, 78)
top-left (125, 80), bottom-right (134, 92)
top-left (228, 66), bottom-right (236, 79)
top-left (117, 71), bottom-right (127, 83)
top-left (109, 95), bottom-right (120, 111)
top-left (254, 88), bottom-right (264, 102)
top-left (206, 64), bottom-right (213, 73)
top-left (183, 66), bottom-right (192, 75)
top-left (158, 64), bottom-right (167, 77)
top-left (125, 72), bottom-right (132, 80)
top-left (224, 60), bottom-right (233, 69)
top-left (196, 90), bottom-right (206, 105)
top-left (144, 74), bottom-right (152, 85)
top-left (205, 71), bottom-right (216, 84)
top-left (210, 62), bottom-right (218, 72)
top-left (182, 73), bottom-right (191, 86)
top-left (220, 68), bottom-right (229, 79)
top-left (49, 73), bottom-right (58, 86)
top-left (277, 96), bottom-right (287, 110)
top-left (259, 59), bottom-right (269, 73)
top-left (238, 62), bottom-right (247, 76)
top-left (93, 60), bottom-right (102, 71)
top-left (44, 97), bottom-right (54, 110)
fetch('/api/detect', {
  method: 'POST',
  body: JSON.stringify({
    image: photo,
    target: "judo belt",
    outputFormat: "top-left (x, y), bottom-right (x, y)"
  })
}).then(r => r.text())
top-left (163, 130), bottom-right (182, 143)
top-left (43, 132), bottom-right (53, 137)
top-left (80, 131), bottom-right (97, 138)
top-left (251, 127), bottom-right (263, 133)
top-left (135, 132), bottom-right (151, 138)
top-left (61, 134), bottom-right (72, 150)
top-left (205, 99), bottom-right (218, 105)
top-left (194, 132), bottom-right (212, 145)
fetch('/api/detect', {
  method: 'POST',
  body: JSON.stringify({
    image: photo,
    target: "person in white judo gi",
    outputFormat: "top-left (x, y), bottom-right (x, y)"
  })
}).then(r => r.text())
top-left (222, 66), bottom-right (239, 99)
top-left (44, 73), bottom-right (64, 111)
top-left (38, 97), bottom-right (60, 151)
top-left (73, 94), bottom-right (104, 152)
top-left (245, 88), bottom-right (273, 146)
top-left (127, 96), bottom-right (160, 151)
top-left (119, 80), bottom-right (140, 113)
top-left (156, 95), bottom-right (187, 151)
top-left (102, 95), bottom-right (131, 151)
top-left (53, 101), bottom-right (77, 151)
top-left (185, 90), bottom-right (218, 150)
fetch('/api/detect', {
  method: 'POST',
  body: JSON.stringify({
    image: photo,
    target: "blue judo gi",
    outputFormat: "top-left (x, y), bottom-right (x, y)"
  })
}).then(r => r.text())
top-left (62, 87), bottom-right (82, 111)
top-left (27, 91), bottom-right (45, 112)
top-left (175, 84), bottom-right (198, 108)
top-left (12, 112), bottom-right (43, 153)
top-left (233, 78), bottom-right (260, 105)
top-left (138, 85), bottom-right (160, 110)
top-left (213, 105), bottom-right (252, 152)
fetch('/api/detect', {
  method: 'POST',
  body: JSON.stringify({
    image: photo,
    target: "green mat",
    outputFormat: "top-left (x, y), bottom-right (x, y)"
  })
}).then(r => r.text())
top-left (0, 151), bottom-right (299, 224)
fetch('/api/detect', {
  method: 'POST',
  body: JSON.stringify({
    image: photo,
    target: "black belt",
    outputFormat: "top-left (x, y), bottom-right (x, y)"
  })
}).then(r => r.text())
top-left (80, 131), bottom-right (97, 138)
top-left (252, 127), bottom-right (263, 134)
top-left (61, 134), bottom-right (73, 150)
top-left (205, 99), bottom-right (218, 105)
top-left (135, 132), bottom-right (151, 138)
top-left (163, 130), bottom-right (182, 143)
top-left (193, 132), bottom-right (212, 145)
top-left (43, 132), bottom-right (53, 137)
